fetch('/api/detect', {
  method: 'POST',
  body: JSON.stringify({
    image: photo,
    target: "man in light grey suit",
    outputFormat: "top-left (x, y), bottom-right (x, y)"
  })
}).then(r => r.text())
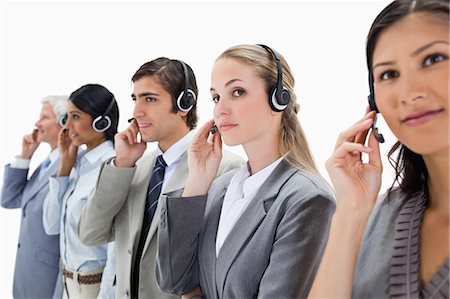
top-left (1, 95), bottom-right (68, 299)
top-left (78, 58), bottom-right (243, 299)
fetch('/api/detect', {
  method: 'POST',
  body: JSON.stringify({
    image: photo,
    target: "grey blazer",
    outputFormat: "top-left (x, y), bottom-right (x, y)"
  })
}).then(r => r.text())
top-left (157, 160), bottom-right (336, 299)
top-left (352, 189), bottom-right (449, 298)
top-left (1, 162), bottom-right (61, 299)
top-left (78, 149), bottom-right (243, 299)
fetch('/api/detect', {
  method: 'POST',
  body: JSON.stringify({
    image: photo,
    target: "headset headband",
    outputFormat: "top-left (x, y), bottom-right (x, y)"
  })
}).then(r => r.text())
top-left (102, 96), bottom-right (116, 117)
top-left (259, 44), bottom-right (284, 100)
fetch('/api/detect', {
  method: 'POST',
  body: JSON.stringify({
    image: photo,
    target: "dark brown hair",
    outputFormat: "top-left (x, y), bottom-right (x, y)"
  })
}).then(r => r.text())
top-left (132, 57), bottom-right (198, 129)
top-left (366, 0), bottom-right (449, 197)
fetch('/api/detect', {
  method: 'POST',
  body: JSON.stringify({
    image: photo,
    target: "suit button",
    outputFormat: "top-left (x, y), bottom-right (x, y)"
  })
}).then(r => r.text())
top-left (128, 249), bottom-right (132, 254)
top-left (18, 243), bottom-right (20, 248)
top-left (125, 290), bottom-right (129, 297)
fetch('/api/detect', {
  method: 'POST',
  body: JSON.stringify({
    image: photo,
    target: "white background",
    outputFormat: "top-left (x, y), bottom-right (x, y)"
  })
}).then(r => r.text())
top-left (1, 1), bottom-right (395, 297)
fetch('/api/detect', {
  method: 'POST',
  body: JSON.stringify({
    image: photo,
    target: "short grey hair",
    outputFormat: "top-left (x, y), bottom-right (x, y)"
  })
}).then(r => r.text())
top-left (41, 95), bottom-right (69, 124)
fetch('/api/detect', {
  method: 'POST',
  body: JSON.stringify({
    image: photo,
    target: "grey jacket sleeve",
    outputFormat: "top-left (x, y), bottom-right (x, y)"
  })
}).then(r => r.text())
top-left (78, 160), bottom-right (136, 246)
top-left (1, 164), bottom-right (29, 208)
top-left (156, 190), bottom-right (207, 295)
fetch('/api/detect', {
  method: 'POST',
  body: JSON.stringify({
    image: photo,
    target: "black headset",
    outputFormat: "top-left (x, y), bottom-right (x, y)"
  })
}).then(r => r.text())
top-left (58, 115), bottom-right (67, 127)
top-left (368, 72), bottom-right (385, 143)
top-left (176, 60), bottom-right (197, 112)
top-left (259, 44), bottom-right (291, 112)
top-left (59, 97), bottom-right (116, 133)
top-left (368, 72), bottom-right (379, 112)
top-left (92, 97), bottom-right (116, 132)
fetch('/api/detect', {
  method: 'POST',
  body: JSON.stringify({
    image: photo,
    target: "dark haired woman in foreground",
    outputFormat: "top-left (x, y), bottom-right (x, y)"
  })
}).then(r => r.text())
top-left (309, 0), bottom-right (449, 298)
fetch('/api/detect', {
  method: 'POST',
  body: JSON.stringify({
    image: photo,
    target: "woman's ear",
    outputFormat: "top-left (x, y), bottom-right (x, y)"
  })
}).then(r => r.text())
top-left (270, 109), bottom-right (282, 116)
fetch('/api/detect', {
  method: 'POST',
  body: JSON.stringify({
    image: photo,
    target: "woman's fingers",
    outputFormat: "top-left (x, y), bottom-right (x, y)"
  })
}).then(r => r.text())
top-left (191, 120), bottom-right (217, 154)
top-left (69, 144), bottom-right (78, 157)
top-left (335, 117), bottom-right (374, 150)
top-left (58, 129), bottom-right (66, 143)
top-left (367, 131), bottom-right (382, 171)
top-left (59, 127), bottom-right (68, 140)
top-left (355, 111), bottom-right (377, 145)
top-left (332, 142), bottom-right (373, 161)
top-left (195, 119), bottom-right (215, 143)
top-left (212, 129), bottom-right (223, 156)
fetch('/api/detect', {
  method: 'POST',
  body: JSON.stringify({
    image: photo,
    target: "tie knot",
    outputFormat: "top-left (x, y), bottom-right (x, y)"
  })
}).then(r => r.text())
top-left (156, 155), bottom-right (167, 168)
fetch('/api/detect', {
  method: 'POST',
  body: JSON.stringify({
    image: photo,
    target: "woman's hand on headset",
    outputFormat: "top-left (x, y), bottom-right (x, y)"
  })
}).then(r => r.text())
top-left (183, 119), bottom-right (223, 197)
top-left (325, 110), bottom-right (382, 219)
top-left (57, 128), bottom-right (78, 177)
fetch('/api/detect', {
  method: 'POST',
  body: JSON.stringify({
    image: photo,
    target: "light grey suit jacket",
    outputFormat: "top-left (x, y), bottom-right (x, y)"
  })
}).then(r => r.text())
top-left (78, 148), bottom-right (243, 299)
top-left (157, 160), bottom-right (336, 299)
top-left (1, 161), bottom-right (62, 299)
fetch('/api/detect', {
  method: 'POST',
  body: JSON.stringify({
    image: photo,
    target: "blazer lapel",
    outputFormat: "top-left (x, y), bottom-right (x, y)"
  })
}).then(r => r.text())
top-left (129, 153), bottom-right (157, 251)
top-left (215, 160), bottom-right (296, 296)
top-left (22, 161), bottom-right (59, 208)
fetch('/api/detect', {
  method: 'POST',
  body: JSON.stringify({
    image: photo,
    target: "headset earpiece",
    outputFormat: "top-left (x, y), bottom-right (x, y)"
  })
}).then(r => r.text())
top-left (177, 61), bottom-right (197, 112)
top-left (259, 44), bottom-right (291, 112)
top-left (270, 86), bottom-right (291, 112)
top-left (177, 89), bottom-right (196, 112)
top-left (92, 97), bottom-right (116, 133)
top-left (59, 114), bottom-right (67, 127)
top-left (92, 115), bottom-right (112, 133)
top-left (367, 72), bottom-right (384, 143)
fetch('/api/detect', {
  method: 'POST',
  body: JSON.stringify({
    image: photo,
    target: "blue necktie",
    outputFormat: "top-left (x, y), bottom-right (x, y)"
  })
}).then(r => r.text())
top-left (131, 155), bottom-right (167, 298)
top-left (39, 157), bottom-right (51, 180)
top-left (142, 155), bottom-right (167, 233)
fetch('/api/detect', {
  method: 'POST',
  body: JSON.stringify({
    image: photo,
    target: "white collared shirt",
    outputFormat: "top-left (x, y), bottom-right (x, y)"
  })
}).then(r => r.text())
top-left (42, 140), bottom-right (116, 298)
top-left (112, 130), bottom-right (194, 190)
top-left (156, 130), bottom-right (194, 192)
top-left (215, 157), bottom-right (283, 256)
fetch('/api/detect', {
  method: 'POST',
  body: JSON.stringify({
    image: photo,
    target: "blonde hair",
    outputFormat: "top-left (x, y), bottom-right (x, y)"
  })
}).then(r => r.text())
top-left (217, 44), bottom-right (317, 173)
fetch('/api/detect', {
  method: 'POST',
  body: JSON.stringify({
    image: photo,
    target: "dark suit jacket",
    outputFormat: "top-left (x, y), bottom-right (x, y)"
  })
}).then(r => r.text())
top-left (1, 161), bottom-right (61, 299)
top-left (157, 160), bottom-right (336, 299)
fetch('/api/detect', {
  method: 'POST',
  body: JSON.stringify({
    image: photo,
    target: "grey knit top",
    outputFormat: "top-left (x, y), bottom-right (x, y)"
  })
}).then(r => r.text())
top-left (352, 188), bottom-right (449, 299)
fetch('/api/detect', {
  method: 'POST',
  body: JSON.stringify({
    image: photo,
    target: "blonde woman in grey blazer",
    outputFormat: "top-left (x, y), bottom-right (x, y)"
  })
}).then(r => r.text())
top-left (156, 44), bottom-right (336, 299)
